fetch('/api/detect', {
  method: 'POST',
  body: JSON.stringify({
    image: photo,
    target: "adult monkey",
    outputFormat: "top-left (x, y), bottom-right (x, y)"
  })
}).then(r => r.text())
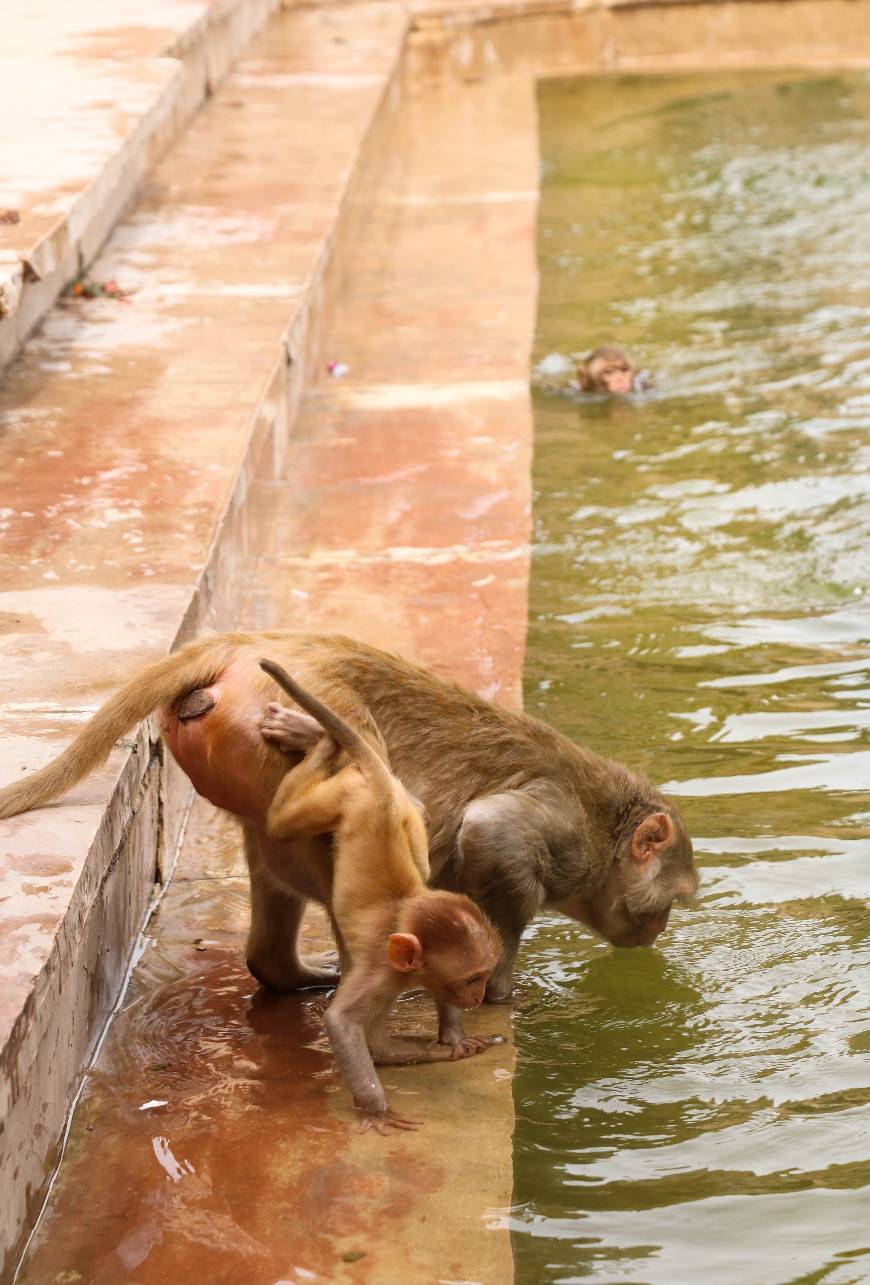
top-left (0, 632), bottom-right (698, 1000)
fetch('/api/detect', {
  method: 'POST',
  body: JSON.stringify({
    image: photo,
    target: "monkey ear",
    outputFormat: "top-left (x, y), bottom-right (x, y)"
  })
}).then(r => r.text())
top-left (387, 932), bottom-right (424, 972)
top-left (577, 362), bottom-right (592, 392)
top-left (629, 812), bottom-right (675, 864)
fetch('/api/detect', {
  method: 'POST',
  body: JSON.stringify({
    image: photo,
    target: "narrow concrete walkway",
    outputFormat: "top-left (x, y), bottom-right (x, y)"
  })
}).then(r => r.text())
top-left (15, 36), bottom-right (540, 1285)
top-left (243, 60), bottom-right (539, 701)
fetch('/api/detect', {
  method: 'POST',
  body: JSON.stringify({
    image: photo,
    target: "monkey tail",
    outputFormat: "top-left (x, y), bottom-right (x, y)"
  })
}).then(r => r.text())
top-left (259, 658), bottom-right (394, 795)
top-left (0, 637), bottom-right (244, 820)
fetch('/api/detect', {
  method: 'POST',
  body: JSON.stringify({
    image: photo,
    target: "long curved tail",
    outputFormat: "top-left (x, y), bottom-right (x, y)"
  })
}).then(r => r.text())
top-left (259, 658), bottom-right (394, 796)
top-left (0, 636), bottom-right (247, 819)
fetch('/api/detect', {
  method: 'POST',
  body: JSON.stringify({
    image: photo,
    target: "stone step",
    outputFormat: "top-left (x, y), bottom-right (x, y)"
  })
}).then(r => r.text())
top-left (0, 0), bottom-right (279, 373)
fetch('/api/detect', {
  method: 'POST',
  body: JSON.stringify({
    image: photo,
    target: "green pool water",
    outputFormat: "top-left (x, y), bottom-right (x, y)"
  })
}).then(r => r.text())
top-left (512, 71), bottom-right (870, 1285)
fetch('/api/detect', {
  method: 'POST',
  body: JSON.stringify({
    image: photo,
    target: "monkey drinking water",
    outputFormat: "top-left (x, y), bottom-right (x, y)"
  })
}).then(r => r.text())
top-left (0, 632), bottom-right (698, 1009)
top-left (258, 659), bottom-right (500, 1133)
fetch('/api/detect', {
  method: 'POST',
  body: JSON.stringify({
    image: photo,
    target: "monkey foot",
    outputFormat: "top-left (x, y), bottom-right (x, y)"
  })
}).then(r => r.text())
top-left (246, 956), bottom-right (339, 992)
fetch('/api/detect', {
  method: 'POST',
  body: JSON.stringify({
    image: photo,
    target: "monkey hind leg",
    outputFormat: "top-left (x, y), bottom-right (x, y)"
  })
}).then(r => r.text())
top-left (244, 830), bottom-right (338, 992)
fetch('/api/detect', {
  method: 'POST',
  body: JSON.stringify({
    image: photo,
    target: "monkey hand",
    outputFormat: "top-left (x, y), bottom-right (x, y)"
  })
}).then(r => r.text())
top-left (259, 704), bottom-right (324, 754)
top-left (358, 1109), bottom-right (421, 1136)
top-left (434, 1036), bottom-right (491, 1061)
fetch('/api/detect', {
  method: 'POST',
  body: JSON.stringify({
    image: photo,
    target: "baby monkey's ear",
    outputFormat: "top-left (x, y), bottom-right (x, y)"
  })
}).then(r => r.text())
top-left (576, 356), bottom-right (594, 391)
top-left (387, 932), bottom-right (424, 972)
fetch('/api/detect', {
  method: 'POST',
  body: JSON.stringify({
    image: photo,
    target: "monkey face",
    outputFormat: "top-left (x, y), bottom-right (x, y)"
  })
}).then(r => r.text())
top-left (568, 885), bottom-right (670, 947)
top-left (578, 345), bottom-right (638, 395)
top-left (422, 948), bottom-right (497, 1010)
top-left (442, 969), bottom-right (490, 1010)
top-left (597, 360), bottom-right (634, 395)
top-left (555, 860), bottom-right (679, 949)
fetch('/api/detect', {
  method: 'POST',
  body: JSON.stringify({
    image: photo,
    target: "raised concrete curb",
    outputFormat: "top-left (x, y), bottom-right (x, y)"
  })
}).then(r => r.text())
top-left (0, 0), bottom-right (279, 374)
top-left (409, 0), bottom-right (870, 73)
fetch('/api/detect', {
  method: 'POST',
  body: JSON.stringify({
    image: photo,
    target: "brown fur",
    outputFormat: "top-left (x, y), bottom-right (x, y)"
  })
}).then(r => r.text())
top-left (0, 630), bottom-right (698, 1009)
top-left (257, 660), bottom-right (500, 1132)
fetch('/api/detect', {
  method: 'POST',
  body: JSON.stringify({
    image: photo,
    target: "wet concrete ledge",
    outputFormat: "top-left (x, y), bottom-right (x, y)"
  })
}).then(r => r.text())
top-left (410, 0), bottom-right (870, 73)
top-left (0, 0), bottom-right (280, 373)
top-left (2, 0), bottom-right (870, 1278)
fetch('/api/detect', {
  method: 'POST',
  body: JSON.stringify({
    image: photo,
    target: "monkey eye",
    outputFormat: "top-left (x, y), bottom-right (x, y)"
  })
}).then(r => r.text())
top-left (465, 973), bottom-right (483, 986)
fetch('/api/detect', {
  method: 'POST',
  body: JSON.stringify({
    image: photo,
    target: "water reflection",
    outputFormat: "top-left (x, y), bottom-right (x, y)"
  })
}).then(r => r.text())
top-left (517, 70), bottom-right (870, 1285)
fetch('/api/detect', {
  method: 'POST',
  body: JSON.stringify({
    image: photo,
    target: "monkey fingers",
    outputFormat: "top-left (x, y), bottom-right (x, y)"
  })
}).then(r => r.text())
top-left (444, 1035), bottom-right (492, 1058)
top-left (441, 1037), bottom-right (491, 1061)
top-left (259, 703), bottom-right (323, 754)
top-left (370, 1035), bottom-right (442, 1065)
top-left (358, 1110), bottom-right (421, 1136)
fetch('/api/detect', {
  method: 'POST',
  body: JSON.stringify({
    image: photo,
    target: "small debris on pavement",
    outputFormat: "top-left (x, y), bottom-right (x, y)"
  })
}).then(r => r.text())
top-left (0, 209), bottom-right (20, 224)
top-left (327, 360), bottom-right (350, 378)
top-left (66, 277), bottom-right (133, 301)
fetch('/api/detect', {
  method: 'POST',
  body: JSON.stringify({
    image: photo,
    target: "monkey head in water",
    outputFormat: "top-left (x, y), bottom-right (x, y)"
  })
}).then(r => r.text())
top-left (576, 344), bottom-right (652, 396)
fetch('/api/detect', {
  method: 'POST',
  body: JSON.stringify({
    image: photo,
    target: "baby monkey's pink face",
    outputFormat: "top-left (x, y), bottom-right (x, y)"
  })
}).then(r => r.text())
top-left (439, 964), bottom-right (493, 1010)
top-left (387, 895), bottom-right (502, 1009)
top-left (418, 934), bottom-right (499, 1009)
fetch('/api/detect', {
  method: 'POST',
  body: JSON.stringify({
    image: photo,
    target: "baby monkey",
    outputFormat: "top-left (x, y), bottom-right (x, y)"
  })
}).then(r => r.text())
top-left (576, 344), bottom-right (652, 395)
top-left (259, 659), bottom-right (501, 1135)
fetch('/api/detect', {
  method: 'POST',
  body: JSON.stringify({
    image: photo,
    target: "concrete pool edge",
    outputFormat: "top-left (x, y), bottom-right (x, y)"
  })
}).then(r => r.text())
top-left (3, 0), bottom-right (870, 1276)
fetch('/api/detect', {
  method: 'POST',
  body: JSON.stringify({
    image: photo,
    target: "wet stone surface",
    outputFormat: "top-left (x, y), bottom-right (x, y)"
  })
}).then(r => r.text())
top-left (19, 802), bottom-right (510, 1285)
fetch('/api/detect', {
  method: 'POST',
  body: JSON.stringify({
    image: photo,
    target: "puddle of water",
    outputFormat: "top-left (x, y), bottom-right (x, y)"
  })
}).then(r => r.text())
top-left (513, 71), bottom-right (870, 1285)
